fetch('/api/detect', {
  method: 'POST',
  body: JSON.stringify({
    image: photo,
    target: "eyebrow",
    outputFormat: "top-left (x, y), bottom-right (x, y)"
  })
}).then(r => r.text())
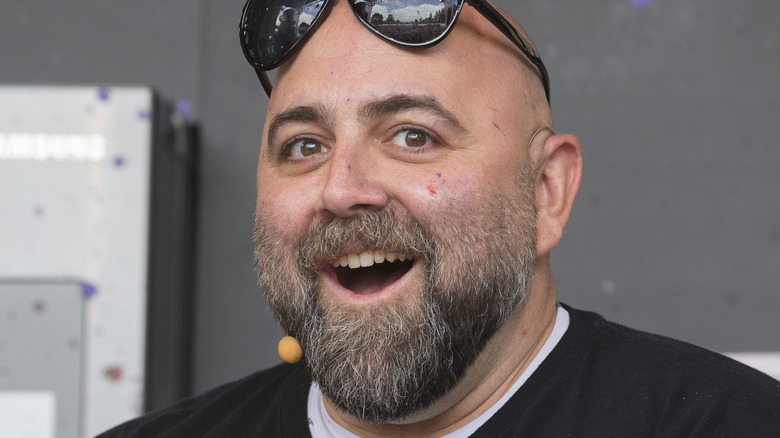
top-left (267, 104), bottom-right (334, 148)
top-left (359, 94), bottom-right (467, 136)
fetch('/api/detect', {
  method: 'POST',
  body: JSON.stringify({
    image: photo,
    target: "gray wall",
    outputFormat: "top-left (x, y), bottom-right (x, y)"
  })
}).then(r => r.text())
top-left (2, 0), bottom-right (778, 398)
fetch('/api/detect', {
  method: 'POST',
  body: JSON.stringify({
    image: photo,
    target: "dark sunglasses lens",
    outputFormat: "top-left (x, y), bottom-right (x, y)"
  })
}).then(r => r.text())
top-left (241, 0), bottom-right (327, 69)
top-left (352, 0), bottom-right (459, 45)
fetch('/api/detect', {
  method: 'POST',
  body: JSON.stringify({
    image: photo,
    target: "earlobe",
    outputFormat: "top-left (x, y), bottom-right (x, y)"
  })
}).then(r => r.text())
top-left (533, 133), bottom-right (583, 256)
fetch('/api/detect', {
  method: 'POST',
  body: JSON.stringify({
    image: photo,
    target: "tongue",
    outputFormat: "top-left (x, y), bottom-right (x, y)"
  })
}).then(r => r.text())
top-left (340, 263), bottom-right (410, 295)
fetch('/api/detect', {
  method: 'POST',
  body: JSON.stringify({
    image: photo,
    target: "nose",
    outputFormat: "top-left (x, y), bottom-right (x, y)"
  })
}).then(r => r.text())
top-left (316, 147), bottom-right (388, 218)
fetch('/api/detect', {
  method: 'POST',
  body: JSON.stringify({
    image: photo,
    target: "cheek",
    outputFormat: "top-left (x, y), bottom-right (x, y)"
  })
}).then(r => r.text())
top-left (254, 197), bottom-right (305, 278)
top-left (413, 166), bottom-right (495, 206)
top-left (408, 172), bottom-right (484, 234)
top-left (410, 164), bottom-right (518, 246)
top-left (257, 196), bottom-right (307, 236)
top-left (258, 174), bottom-right (321, 223)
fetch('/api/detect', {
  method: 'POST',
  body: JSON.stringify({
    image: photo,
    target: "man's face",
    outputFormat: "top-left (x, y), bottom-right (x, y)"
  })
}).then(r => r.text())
top-left (253, 3), bottom-right (543, 422)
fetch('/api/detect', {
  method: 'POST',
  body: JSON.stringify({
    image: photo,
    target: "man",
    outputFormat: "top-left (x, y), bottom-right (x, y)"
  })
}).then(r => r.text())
top-left (101, 0), bottom-right (780, 436)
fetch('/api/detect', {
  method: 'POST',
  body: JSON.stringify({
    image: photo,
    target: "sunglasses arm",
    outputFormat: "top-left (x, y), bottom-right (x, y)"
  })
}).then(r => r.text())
top-left (256, 69), bottom-right (273, 97)
top-left (467, 0), bottom-right (551, 103)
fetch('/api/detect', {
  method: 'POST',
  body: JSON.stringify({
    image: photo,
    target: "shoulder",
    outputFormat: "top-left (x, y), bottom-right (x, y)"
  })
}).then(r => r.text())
top-left (566, 304), bottom-right (779, 390)
top-left (479, 305), bottom-right (780, 437)
top-left (564, 304), bottom-right (780, 432)
top-left (97, 362), bottom-right (312, 438)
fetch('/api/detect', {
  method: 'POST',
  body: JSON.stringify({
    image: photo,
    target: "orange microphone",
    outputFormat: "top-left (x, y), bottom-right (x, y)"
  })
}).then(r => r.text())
top-left (278, 336), bottom-right (304, 364)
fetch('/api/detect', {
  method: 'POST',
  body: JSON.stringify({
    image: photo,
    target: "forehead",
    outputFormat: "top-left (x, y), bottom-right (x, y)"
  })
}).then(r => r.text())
top-left (267, 2), bottom-right (535, 119)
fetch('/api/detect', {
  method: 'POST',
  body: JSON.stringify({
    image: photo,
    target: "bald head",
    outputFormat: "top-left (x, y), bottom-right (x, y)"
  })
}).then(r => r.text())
top-left (269, 1), bottom-right (552, 140)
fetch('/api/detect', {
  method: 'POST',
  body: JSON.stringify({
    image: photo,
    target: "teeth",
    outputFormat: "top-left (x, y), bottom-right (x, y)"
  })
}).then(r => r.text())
top-left (359, 251), bottom-right (373, 266)
top-left (331, 250), bottom-right (409, 268)
top-left (348, 254), bottom-right (360, 269)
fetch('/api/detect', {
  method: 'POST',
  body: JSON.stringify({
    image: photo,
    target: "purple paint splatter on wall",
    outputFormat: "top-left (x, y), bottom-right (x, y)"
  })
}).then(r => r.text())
top-left (98, 87), bottom-right (110, 101)
top-left (631, 0), bottom-right (652, 8)
top-left (113, 155), bottom-right (125, 167)
top-left (137, 109), bottom-right (151, 120)
top-left (81, 282), bottom-right (98, 299)
top-left (176, 100), bottom-right (193, 119)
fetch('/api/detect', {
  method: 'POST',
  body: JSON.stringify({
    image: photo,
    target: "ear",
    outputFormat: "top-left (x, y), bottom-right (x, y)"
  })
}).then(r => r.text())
top-left (532, 134), bottom-right (583, 257)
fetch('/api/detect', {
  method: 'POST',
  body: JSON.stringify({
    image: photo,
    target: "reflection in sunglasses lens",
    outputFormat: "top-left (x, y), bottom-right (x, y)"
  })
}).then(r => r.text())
top-left (353, 0), bottom-right (459, 44)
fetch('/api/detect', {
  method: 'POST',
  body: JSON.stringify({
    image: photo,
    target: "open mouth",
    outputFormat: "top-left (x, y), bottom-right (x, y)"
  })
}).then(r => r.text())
top-left (329, 250), bottom-right (415, 296)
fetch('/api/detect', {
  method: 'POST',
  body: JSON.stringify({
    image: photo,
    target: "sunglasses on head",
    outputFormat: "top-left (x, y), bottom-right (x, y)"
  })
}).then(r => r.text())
top-left (239, 0), bottom-right (551, 102)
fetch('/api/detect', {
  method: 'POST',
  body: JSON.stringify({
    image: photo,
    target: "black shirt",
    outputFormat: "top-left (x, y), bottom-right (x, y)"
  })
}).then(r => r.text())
top-left (99, 305), bottom-right (780, 437)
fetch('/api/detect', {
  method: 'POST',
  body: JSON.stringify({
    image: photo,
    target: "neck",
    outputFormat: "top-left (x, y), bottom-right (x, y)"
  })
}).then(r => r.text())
top-left (324, 261), bottom-right (559, 437)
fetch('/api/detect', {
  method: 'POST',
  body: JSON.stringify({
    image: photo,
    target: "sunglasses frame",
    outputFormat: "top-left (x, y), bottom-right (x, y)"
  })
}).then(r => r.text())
top-left (239, 0), bottom-right (550, 102)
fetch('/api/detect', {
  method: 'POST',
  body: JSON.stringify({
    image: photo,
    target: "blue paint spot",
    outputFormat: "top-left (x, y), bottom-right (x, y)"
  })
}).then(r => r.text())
top-left (137, 109), bottom-right (151, 120)
top-left (98, 87), bottom-right (110, 101)
top-left (431, 97), bottom-right (436, 102)
top-left (347, 97), bottom-right (351, 103)
top-left (436, 172), bottom-right (442, 178)
top-left (347, 164), bottom-right (351, 170)
top-left (631, 0), bottom-right (652, 8)
top-left (81, 283), bottom-right (98, 299)
top-left (113, 155), bottom-right (125, 167)
top-left (176, 100), bottom-right (193, 119)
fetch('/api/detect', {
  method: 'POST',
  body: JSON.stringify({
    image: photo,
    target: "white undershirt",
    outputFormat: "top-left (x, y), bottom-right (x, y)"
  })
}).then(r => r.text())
top-left (307, 306), bottom-right (570, 437)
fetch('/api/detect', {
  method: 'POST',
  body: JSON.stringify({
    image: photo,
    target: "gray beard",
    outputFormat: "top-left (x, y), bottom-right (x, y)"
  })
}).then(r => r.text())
top-left (253, 167), bottom-right (538, 423)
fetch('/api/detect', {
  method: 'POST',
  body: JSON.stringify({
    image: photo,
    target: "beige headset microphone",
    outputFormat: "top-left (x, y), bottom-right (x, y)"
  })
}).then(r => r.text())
top-left (278, 336), bottom-right (304, 363)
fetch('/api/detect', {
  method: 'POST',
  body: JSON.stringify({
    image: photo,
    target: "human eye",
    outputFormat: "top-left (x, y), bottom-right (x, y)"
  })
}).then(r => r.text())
top-left (389, 127), bottom-right (438, 150)
top-left (284, 137), bottom-right (330, 159)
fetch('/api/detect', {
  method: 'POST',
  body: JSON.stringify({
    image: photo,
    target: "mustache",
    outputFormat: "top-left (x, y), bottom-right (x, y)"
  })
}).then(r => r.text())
top-left (296, 203), bottom-right (437, 275)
